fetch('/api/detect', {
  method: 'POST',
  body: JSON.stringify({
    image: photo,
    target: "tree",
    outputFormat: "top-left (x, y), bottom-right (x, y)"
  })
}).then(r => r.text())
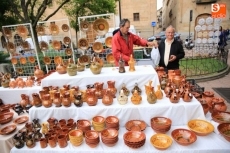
top-left (7, 0), bottom-right (71, 51)
top-left (63, 0), bottom-right (117, 41)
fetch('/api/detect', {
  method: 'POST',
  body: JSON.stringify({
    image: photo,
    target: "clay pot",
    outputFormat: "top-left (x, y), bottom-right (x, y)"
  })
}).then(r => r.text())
top-left (48, 136), bottom-right (57, 148)
top-left (1, 79), bottom-right (10, 88)
top-left (211, 97), bottom-right (227, 113)
top-left (202, 91), bottom-right (214, 107)
top-left (56, 63), bottom-right (67, 74)
top-left (9, 80), bottom-right (17, 88)
top-left (57, 135), bottom-right (67, 148)
top-left (167, 70), bottom-right (175, 81)
top-left (131, 90), bottom-right (142, 105)
top-left (118, 55), bottom-right (126, 73)
top-left (155, 85), bottom-right (163, 99)
top-left (26, 78), bottom-right (34, 87)
top-left (47, 118), bottom-right (58, 130)
top-left (53, 92), bottom-right (62, 107)
top-left (17, 80), bottom-right (26, 88)
top-left (164, 82), bottom-right (173, 98)
top-left (169, 87), bottom-right (180, 103)
top-left (94, 82), bottom-right (104, 99)
top-left (147, 89), bottom-right (157, 104)
top-left (145, 81), bottom-right (153, 95)
top-left (67, 64), bottom-right (77, 76)
top-left (62, 92), bottom-right (71, 107)
top-left (20, 94), bottom-right (30, 109)
top-left (172, 75), bottom-right (181, 89)
top-left (32, 93), bottom-right (42, 107)
top-left (90, 57), bottom-right (102, 75)
top-left (182, 88), bottom-right (193, 102)
top-left (198, 98), bottom-right (209, 115)
top-left (86, 88), bottom-right (98, 106)
top-left (131, 83), bottom-right (142, 95)
top-left (74, 93), bottom-right (83, 107)
top-left (117, 89), bottom-right (128, 105)
top-left (40, 138), bottom-right (47, 148)
top-left (34, 66), bottom-right (44, 79)
top-left (102, 89), bottom-right (113, 106)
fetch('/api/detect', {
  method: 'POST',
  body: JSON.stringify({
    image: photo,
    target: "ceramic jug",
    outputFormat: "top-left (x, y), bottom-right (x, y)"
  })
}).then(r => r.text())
top-left (56, 63), bottom-right (67, 74)
top-left (94, 82), bottom-right (104, 99)
top-left (42, 94), bottom-right (52, 108)
top-left (117, 89), bottom-right (128, 105)
top-left (169, 87), bottom-right (180, 103)
top-left (42, 122), bottom-right (49, 134)
top-left (107, 80), bottom-right (117, 98)
top-left (86, 88), bottom-right (98, 106)
top-left (62, 92), bottom-right (71, 107)
top-left (131, 83), bottom-right (142, 95)
top-left (211, 97), bottom-right (227, 113)
top-left (34, 66), bottom-right (44, 79)
top-left (131, 89), bottom-right (142, 105)
top-left (119, 83), bottom-right (130, 96)
top-left (118, 55), bottom-right (125, 73)
top-left (90, 57), bottom-right (102, 75)
top-left (128, 54), bottom-right (136, 72)
top-left (74, 93), bottom-right (83, 107)
top-left (32, 93), bottom-right (42, 107)
top-left (155, 85), bottom-right (163, 99)
top-left (147, 88), bottom-right (157, 104)
top-left (53, 92), bottom-right (62, 107)
top-left (102, 89), bottom-right (113, 106)
top-left (20, 94), bottom-right (30, 109)
top-left (77, 58), bottom-right (85, 72)
top-left (182, 88), bottom-right (193, 102)
top-left (145, 80), bottom-right (154, 95)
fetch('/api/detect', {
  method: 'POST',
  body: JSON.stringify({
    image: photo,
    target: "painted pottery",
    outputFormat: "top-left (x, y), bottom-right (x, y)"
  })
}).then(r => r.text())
top-left (94, 82), bottom-right (104, 99)
top-left (169, 87), bottom-right (180, 103)
top-left (182, 88), bottom-right (193, 102)
top-left (117, 89), bottom-right (128, 105)
top-left (118, 55), bottom-right (125, 73)
top-left (90, 57), bottom-right (102, 75)
top-left (42, 94), bottom-right (52, 108)
top-left (62, 92), bottom-right (71, 107)
top-left (131, 90), bottom-right (142, 105)
top-left (32, 93), bottom-right (42, 107)
top-left (119, 83), bottom-right (130, 96)
top-left (102, 89), bottom-right (113, 106)
top-left (86, 88), bottom-right (98, 106)
top-left (131, 83), bottom-right (142, 95)
top-left (147, 89), bottom-right (157, 104)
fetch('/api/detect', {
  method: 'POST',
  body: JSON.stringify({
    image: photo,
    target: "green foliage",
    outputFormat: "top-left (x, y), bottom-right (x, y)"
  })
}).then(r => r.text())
top-left (63, 0), bottom-right (117, 31)
top-left (0, 52), bottom-right (10, 63)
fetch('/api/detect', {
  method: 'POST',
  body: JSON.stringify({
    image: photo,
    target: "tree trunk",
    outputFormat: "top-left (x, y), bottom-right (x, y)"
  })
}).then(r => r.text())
top-left (31, 25), bottom-right (41, 53)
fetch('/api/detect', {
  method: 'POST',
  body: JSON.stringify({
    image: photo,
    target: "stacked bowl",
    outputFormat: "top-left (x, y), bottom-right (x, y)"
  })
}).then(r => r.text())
top-left (101, 128), bottom-right (119, 147)
top-left (68, 129), bottom-right (84, 146)
top-left (151, 117), bottom-right (172, 133)
top-left (76, 119), bottom-right (91, 135)
top-left (125, 120), bottom-right (146, 131)
top-left (85, 130), bottom-right (100, 148)
top-left (105, 116), bottom-right (119, 130)
top-left (123, 131), bottom-right (146, 149)
top-left (92, 116), bottom-right (105, 132)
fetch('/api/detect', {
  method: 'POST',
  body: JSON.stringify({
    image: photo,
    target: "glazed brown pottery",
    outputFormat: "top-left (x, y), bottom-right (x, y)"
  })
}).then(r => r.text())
top-left (131, 90), bottom-right (142, 105)
top-left (169, 87), bottom-right (180, 103)
top-left (90, 57), bottom-right (102, 75)
top-left (57, 135), bottom-right (67, 148)
top-left (182, 88), bottom-right (193, 102)
top-left (67, 64), bottom-right (77, 76)
top-left (211, 97), bottom-right (227, 113)
top-left (86, 88), bottom-right (98, 106)
top-left (48, 136), bottom-right (57, 148)
top-left (32, 93), bottom-right (42, 107)
top-left (94, 82), bottom-right (104, 99)
top-left (40, 138), bottom-right (47, 148)
top-left (107, 80), bottom-right (117, 98)
top-left (62, 92), bottom-right (71, 107)
top-left (118, 55), bottom-right (125, 73)
top-left (172, 75), bottom-right (181, 89)
top-left (155, 85), bottom-right (163, 99)
top-left (156, 66), bottom-right (165, 81)
top-left (202, 91), bottom-right (214, 107)
top-left (56, 63), bottom-right (67, 74)
top-left (102, 89), bottom-right (113, 106)
top-left (34, 66), bottom-right (44, 79)
top-left (147, 89), bottom-right (157, 104)
top-left (20, 94), bottom-right (30, 109)
top-left (53, 92), bottom-right (62, 107)
top-left (164, 82), bottom-right (173, 98)
top-left (42, 94), bottom-right (52, 108)
top-left (145, 80), bottom-right (153, 95)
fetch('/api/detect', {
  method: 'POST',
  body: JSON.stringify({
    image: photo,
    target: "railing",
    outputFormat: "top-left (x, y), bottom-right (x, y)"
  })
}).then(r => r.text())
top-left (179, 49), bottom-right (229, 77)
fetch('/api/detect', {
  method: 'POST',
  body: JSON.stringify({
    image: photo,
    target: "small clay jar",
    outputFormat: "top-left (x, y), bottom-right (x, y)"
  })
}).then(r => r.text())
top-left (169, 87), bottom-right (180, 103)
top-left (145, 80), bottom-right (154, 95)
top-left (62, 92), bottom-right (71, 107)
top-left (164, 82), bottom-right (173, 98)
top-left (32, 93), bottom-right (42, 107)
top-left (74, 93), bottom-right (83, 107)
top-left (86, 88), bottom-right (98, 106)
top-left (94, 82), bottom-right (104, 99)
top-left (48, 136), bottom-right (57, 148)
top-left (211, 97), bottom-right (227, 113)
top-left (107, 80), bottom-right (117, 98)
top-left (131, 83), bottom-right (142, 95)
top-left (53, 92), bottom-right (62, 107)
top-left (155, 85), bottom-right (163, 99)
top-left (118, 55), bottom-right (125, 73)
top-left (57, 135), bottom-right (67, 148)
top-left (20, 94), bottom-right (30, 109)
top-left (182, 88), bottom-right (193, 102)
top-left (67, 63), bottom-right (77, 76)
top-left (147, 89), bottom-right (157, 104)
top-left (56, 63), bottom-right (67, 74)
top-left (42, 94), bottom-right (52, 108)
top-left (39, 138), bottom-right (47, 148)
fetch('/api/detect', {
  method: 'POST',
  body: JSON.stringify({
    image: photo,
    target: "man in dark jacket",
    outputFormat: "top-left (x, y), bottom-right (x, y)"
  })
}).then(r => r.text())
top-left (158, 25), bottom-right (185, 71)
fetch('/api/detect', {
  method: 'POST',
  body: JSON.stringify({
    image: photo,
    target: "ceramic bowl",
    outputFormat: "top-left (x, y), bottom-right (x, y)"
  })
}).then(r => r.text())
top-left (93, 42), bottom-right (103, 53)
top-left (13, 116), bottom-right (29, 124)
top-left (171, 128), bottom-right (197, 146)
top-left (80, 20), bottom-right (89, 31)
top-left (187, 119), bottom-right (214, 136)
top-left (93, 18), bottom-right (109, 36)
top-left (0, 124), bottom-right (17, 135)
top-left (151, 117), bottom-right (172, 129)
top-left (123, 131), bottom-right (146, 149)
top-left (150, 134), bottom-right (173, 150)
top-left (49, 24), bottom-right (59, 35)
top-left (28, 56), bottom-right (36, 63)
top-left (63, 36), bottom-right (71, 45)
top-left (40, 41), bottom-right (48, 51)
top-left (106, 53), bottom-right (115, 64)
top-left (105, 36), bottom-right (112, 48)
top-left (125, 120), bottom-right (146, 131)
top-left (217, 123), bottom-right (230, 142)
top-left (0, 112), bottom-right (14, 124)
top-left (101, 128), bottom-right (118, 139)
top-left (211, 111), bottom-right (230, 124)
top-left (69, 129), bottom-right (83, 146)
top-left (105, 116), bottom-right (119, 124)
top-left (52, 40), bottom-right (61, 50)
top-left (92, 116), bottom-right (105, 124)
top-left (62, 24), bottom-right (69, 32)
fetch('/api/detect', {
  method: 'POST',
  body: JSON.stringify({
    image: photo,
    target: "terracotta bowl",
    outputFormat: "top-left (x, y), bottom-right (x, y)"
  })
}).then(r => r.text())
top-left (211, 111), bottom-right (230, 124)
top-left (101, 128), bottom-right (118, 139)
top-left (151, 117), bottom-right (172, 129)
top-left (69, 129), bottom-right (84, 146)
top-left (187, 119), bottom-right (214, 136)
top-left (0, 124), bottom-right (17, 135)
top-left (123, 131), bottom-right (146, 148)
top-left (171, 128), bottom-right (197, 146)
top-left (85, 130), bottom-right (99, 140)
top-left (150, 134), bottom-right (173, 150)
top-left (13, 116), bottom-right (29, 124)
top-left (151, 124), bottom-right (171, 134)
top-left (62, 24), bottom-right (69, 32)
top-left (77, 119), bottom-right (91, 127)
top-left (217, 123), bottom-right (230, 142)
top-left (125, 120), bottom-right (146, 131)
top-left (0, 112), bottom-right (14, 124)
top-left (92, 116), bottom-right (105, 124)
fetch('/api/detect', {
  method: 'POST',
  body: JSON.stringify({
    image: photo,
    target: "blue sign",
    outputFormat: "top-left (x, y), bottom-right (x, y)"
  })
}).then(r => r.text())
top-left (151, 21), bottom-right (156, 27)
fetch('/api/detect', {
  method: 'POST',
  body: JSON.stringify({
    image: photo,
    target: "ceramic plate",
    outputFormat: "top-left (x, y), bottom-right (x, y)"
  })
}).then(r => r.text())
top-left (205, 17), bottom-right (213, 25)
top-left (207, 25), bottom-right (213, 31)
top-left (43, 56), bottom-right (51, 65)
top-left (196, 38), bottom-right (201, 44)
top-left (197, 32), bottom-right (202, 38)
top-left (214, 18), bottom-right (222, 24)
top-left (195, 25), bottom-right (201, 32)
top-left (214, 24), bottom-right (219, 30)
top-left (202, 31), bottom-right (208, 37)
top-left (215, 31), bottom-right (220, 37)
top-left (20, 57), bottom-right (27, 64)
top-left (0, 124), bottom-right (17, 135)
top-left (209, 31), bottom-right (214, 37)
top-left (11, 58), bottom-right (17, 65)
top-left (61, 24), bottom-right (69, 32)
top-left (65, 48), bottom-right (72, 56)
top-left (198, 18), bottom-right (205, 25)
top-left (202, 38), bottom-right (207, 44)
top-left (28, 56), bottom-right (35, 64)
top-left (201, 25), bottom-right (206, 31)
top-left (13, 116), bottom-right (29, 124)
top-left (49, 24), bottom-right (59, 35)
top-left (63, 36), bottom-right (71, 45)
top-left (208, 38), bottom-right (213, 43)
top-left (106, 53), bottom-right (115, 64)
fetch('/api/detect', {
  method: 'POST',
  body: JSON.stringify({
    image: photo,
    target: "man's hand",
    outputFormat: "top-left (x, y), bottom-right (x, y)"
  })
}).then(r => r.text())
top-left (147, 40), bottom-right (158, 48)
top-left (169, 55), bottom-right (176, 62)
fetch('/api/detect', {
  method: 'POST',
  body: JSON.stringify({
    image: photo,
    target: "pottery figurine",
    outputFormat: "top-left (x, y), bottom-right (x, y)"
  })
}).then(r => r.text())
top-left (117, 89), bottom-right (128, 105)
top-left (119, 83), bottom-right (130, 96)
top-left (32, 93), bottom-right (42, 107)
top-left (67, 63), bottom-right (77, 76)
top-left (131, 83), bottom-right (142, 95)
top-left (131, 89), bottom-right (142, 105)
top-left (90, 57), bottom-right (102, 75)
top-left (147, 88), bottom-right (157, 104)
top-left (107, 80), bottom-right (117, 98)
top-left (155, 85), bottom-right (163, 99)
top-left (118, 54), bottom-right (125, 73)
top-left (128, 54), bottom-right (136, 72)
top-left (102, 89), bottom-right (113, 106)
top-left (42, 122), bottom-right (49, 134)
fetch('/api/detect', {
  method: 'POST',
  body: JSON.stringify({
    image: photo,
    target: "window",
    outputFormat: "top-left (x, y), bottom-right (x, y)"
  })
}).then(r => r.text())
top-left (133, 13), bottom-right (140, 21)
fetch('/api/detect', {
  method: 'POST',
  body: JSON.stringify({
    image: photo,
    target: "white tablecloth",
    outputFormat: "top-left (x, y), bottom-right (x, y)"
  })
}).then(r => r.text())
top-left (0, 86), bottom-right (41, 104)
top-left (28, 94), bottom-right (206, 127)
top-left (41, 65), bottom-right (159, 91)
top-left (10, 126), bottom-right (230, 153)
top-left (0, 110), bottom-right (28, 153)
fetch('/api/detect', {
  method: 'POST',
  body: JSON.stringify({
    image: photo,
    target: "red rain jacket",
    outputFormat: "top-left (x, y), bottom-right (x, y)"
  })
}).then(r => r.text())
top-left (112, 30), bottom-right (148, 66)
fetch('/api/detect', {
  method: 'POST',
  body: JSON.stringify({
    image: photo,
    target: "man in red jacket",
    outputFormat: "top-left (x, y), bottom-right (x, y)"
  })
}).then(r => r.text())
top-left (112, 18), bottom-right (158, 66)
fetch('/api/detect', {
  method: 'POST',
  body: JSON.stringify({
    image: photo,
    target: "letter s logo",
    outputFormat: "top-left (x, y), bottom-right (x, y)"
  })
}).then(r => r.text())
top-left (211, 4), bottom-right (220, 13)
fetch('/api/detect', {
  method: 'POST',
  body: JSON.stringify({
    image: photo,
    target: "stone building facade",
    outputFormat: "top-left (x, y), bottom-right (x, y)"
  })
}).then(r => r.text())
top-left (160, 0), bottom-right (230, 39)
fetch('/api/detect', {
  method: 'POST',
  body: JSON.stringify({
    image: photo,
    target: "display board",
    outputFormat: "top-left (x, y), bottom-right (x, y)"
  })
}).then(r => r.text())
top-left (78, 13), bottom-right (115, 66)
top-left (2, 23), bottom-right (41, 76)
top-left (194, 16), bottom-right (222, 56)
